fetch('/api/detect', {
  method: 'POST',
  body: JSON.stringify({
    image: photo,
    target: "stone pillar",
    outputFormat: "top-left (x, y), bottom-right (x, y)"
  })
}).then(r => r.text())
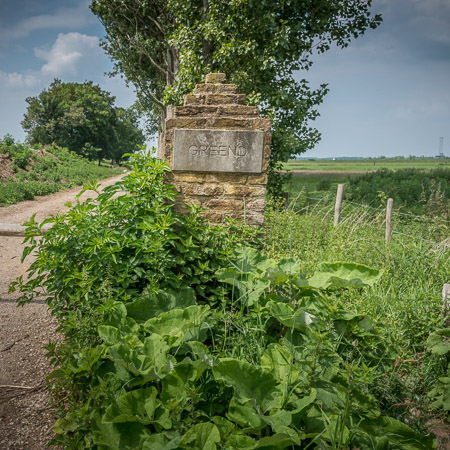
top-left (162, 73), bottom-right (271, 226)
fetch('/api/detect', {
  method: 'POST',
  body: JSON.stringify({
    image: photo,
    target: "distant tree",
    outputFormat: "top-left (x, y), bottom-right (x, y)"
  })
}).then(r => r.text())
top-left (22, 79), bottom-right (145, 164)
top-left (90, 0), bottom-right (381, 192)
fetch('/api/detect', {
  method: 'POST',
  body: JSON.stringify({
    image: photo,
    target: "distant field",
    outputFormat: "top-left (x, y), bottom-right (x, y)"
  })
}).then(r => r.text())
top-left (283, 157), bottom-right (449, 172)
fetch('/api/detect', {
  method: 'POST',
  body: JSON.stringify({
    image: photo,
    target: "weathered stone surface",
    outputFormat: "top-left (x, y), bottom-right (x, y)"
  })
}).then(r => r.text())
top-left (205, 73), bottom-right (226, 83)
top-left (170, 173), bottom-right (206, 183)
top-left (163, 73), bottom-right (271, 226)
top-left (182, 183), bottom-right (223, 196)
top-left (225, 185), bottom-right (265, 197)
top-left (173, 129), bottom-right (264, 173)
top-left (204, 198), bottom-right (244, 210)
top-left (194, 83), bottom-right (238, 94)
top-left (175, 105), bottom-right (259, 117)
top-left (184, 94), bottom-right (246, 106)
top-left (246, 196), bottom-right (266, 211)
top-left (247, 173), bottom-right (268, 184)
top-left (205, 173), bottom-right (247, 183)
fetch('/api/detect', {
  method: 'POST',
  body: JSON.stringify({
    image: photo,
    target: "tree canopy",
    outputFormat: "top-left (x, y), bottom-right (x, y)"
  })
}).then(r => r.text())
top-left (90, 0), bottom-right (381, 189)
top-left (22, 79), bottom-right (145, 164)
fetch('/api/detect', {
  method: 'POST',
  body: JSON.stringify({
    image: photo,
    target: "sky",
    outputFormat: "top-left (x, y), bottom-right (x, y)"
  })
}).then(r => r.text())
top-left (0, 0), bottom-right (449, 158)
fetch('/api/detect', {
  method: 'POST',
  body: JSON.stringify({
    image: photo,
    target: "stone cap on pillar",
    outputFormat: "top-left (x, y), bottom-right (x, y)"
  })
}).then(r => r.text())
top-left (205, 73), bottom-right (226, 83)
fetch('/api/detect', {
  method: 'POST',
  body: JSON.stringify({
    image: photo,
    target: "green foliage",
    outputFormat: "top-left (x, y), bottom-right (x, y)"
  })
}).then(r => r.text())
top-left (264, 205), bottom-right (449, 430)
top-left (21, 79), bottom-right (145, 163)
top-left (347, 168), bottom-right (450, 216)
top-left (0, 137), bottom-right (121, 206)
top-left (90, 0), bottom-right (382, 193)
top-left (12, 155), bottom-right (442, 448)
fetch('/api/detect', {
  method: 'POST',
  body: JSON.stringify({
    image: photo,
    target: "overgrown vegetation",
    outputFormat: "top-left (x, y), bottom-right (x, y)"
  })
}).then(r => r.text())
top-left (11, 155), bottom-right (448, 448)
top-left (22, 79), bottom-right (145, 164)
top-left (0, 135), bottom-right (122, 206)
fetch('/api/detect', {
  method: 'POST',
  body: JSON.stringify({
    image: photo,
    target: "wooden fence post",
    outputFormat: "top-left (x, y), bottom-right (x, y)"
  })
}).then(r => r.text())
top-left (334, 184), bottom-right (344, 226)
top-left (385, 198), bottom-right (394, 243)
top-left (283, 192), bottom-right (289, 209)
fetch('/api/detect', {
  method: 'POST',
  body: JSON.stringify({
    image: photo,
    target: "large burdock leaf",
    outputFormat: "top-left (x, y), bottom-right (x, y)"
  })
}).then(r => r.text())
top-left (126, 287), bottom-right (196, 322)
top-left (231, 246), bottom-right (277, 274)
top-left (106, 333), bottom-right (170, 379)
top-left (213, 358), bottom-right (285, 412)
top-left (144, 305), bottom-right (212, 347)
top-left (179, 422), bottom-right (221, 449)
top-left (266, 301), bottom-right (315, 331)
top-left (103, 387), bottom-right (165, 427)
top-left (307, 262), bottom-right (382, 289)
top-left (261, 343), bottom-right (298, 382)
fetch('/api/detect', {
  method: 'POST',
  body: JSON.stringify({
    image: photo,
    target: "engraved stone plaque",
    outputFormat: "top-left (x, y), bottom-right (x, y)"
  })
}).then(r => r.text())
top-left (173, 129), bottom-right (264, 173)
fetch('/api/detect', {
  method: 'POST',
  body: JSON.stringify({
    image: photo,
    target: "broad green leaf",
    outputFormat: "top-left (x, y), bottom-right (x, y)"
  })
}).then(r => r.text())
top-left (254, 431), bottom-right (300, 449)
top-left (103, 387), bottom-right (158, 424)
top-left (144, 305), bottom-right (212, 347)
top-left (126, 287), bottom-right (196, 322)
top-left (231, 247), bottom-right (277, 274)
top-left (261, 343), bottom-right (298, 382)
top-left (213, 358), bottom-right (285, 411)
top-left (226, 397), bottom-right (265, 430)
top-left (308, 262), bottom-right (382, 289)
top-left (262, 410), bottom-right (292, 432)
top-left (107, 334), bottom-right (170, 379)
top-left (92, 414), bottom-right (154, 449)
top-left (277, 258), bottom-right (301, 276)
top-left (291, 389), bottom-right (317, 416)
top-left (211, 416), bottom-right (235, 438)
top-left (223, 434), bottom-right (256, 449)
top-left (361, 416), bottom-right (437, 449)
top-left (179, 422), bottom-right (221, 450)
top-left (267, 301), bottom-right (315, 331)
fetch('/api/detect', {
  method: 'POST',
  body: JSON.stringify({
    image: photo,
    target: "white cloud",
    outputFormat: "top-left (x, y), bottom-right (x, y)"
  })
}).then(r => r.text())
top-left (0, 70), bottom-right (39, 88)
top-left (35, 32), bottom-right (100, 77)
top-left (0, 1), bottom-right (95, 44)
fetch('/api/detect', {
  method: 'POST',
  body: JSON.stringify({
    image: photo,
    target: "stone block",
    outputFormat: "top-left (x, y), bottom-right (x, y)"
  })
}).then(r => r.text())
top-left (247, 173), bottom-right (268, 184)
top-left (172, 173), bottom-right (206, 183)
top-left (182, 183), bottom-right (223, 196)
top-left (205, 173), bottom-right (247, 183)
top-left (195, 83), bottom-right (238, 94)
top-left (225, 185), bottom-right (265, 197)
top-left (184, 94), bottom-right (246, 106)
top-left (205, 73), bottom-right (226, 83)
top-left (204, 198), bottom-right (244, 210)
top-left (246, 196), bottom-right (266, 211)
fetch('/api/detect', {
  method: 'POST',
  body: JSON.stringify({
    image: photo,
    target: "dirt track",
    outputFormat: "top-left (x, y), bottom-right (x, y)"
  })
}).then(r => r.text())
top-left (0, 174), bottom-right (125, 449)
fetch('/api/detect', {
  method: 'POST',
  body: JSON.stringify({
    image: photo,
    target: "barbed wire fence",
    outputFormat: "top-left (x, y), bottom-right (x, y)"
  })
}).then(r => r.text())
top-left (284, 184), bottom-right (449, 247)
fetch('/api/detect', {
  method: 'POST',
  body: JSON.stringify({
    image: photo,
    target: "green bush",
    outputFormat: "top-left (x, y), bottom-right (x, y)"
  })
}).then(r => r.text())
top-left (12, 155), bottom-right (440, 448)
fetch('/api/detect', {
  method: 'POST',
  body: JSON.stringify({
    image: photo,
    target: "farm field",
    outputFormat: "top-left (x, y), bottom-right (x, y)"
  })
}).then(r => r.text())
top-left (283, 157), bottom-right (450, 172)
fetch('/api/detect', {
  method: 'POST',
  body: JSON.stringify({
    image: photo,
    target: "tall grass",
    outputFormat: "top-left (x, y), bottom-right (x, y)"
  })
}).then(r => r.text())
top-left (263, 203), bottom-right (449, 426)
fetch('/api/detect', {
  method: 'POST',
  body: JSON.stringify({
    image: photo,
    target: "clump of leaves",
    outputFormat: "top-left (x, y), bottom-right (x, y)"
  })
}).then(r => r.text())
top-left (11, 154), bottom-right (437, 448)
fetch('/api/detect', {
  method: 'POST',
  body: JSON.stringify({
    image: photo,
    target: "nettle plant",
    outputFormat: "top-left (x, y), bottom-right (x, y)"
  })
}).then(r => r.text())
top-left (12, 154), bottom-right (436, 448)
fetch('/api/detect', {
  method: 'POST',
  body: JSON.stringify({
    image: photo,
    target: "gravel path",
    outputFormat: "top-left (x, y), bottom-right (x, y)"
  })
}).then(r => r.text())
top-left (0, 174), bottom-right (125, 449)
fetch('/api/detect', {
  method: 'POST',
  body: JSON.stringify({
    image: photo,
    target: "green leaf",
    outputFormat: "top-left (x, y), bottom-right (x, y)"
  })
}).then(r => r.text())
top-left (253, 431), bottom-right (300, 449)
top-left (126, 287), bottom-right (196, 322)
top-left (266, 301), bottom-right (315, 331)
top-left (103, 387), bottom-right (159, 424)
top-left (308, 262), bottom-right (383, 289)
top-left (223, 434), bottom-right (256, 449)
top-left (213, 358), bottom-right (285, 411)
top-left (179, 422), bottom-right (221, 449)
top-left (261, 343), bottom-right (298, 382)
top-left (144, 305), bottom-right (212, 347)
top-left (107, 334), bottom-right (170, 379)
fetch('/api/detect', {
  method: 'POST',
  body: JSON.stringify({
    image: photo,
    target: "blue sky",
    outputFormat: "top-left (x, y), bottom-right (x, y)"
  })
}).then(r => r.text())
top-left (0, 0), bottom-right (449, 158)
